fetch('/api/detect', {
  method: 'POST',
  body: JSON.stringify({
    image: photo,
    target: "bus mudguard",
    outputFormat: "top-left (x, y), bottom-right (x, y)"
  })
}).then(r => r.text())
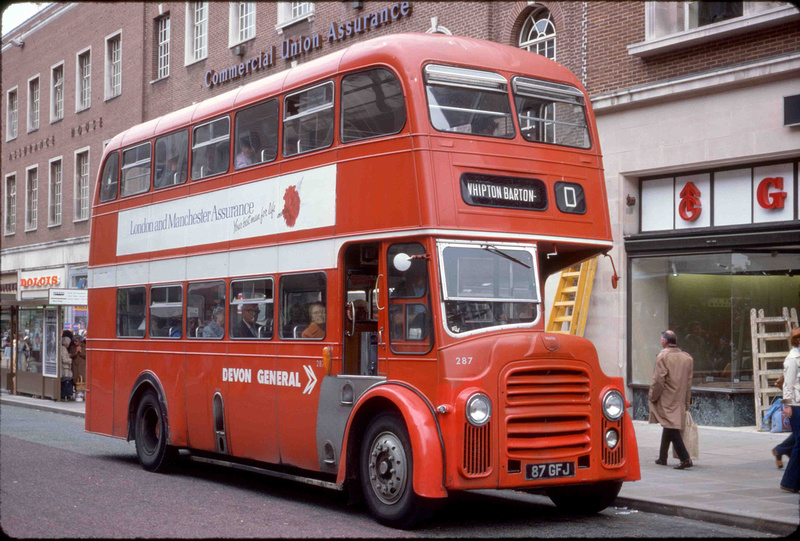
top-left (126, 371), bottom-right (172, 444)
top-left (337, 382), bottom-right (448, 499)
top-left (621, 412), bottom-right (641, 481)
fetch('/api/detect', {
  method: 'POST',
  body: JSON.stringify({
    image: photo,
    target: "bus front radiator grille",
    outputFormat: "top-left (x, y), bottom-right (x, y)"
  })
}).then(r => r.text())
top-left (503, 365), bottom-right (591, 459)
top-left (505, 366), bottom-right (591, 407)
top-left (462, 421), bottom-right (492, 477)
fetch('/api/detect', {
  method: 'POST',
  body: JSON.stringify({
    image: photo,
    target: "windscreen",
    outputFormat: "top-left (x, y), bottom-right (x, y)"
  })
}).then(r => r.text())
top-left (439, 243), bottom-right (540, 335)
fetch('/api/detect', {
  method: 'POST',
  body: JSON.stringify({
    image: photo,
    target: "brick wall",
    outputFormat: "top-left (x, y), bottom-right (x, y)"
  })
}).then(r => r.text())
top-left (1, 2), bottom-right (146, 251)
top-left (585, 1), bottom-right (800, 96)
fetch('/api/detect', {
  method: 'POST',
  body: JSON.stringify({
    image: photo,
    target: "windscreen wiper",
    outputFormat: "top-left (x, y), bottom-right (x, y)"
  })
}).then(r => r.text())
top-left (482, 245), bottom-right (531, 269)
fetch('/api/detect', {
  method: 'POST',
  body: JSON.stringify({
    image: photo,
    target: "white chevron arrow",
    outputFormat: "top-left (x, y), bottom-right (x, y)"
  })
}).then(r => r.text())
top-left (302, 365), bottom-right (317, 395)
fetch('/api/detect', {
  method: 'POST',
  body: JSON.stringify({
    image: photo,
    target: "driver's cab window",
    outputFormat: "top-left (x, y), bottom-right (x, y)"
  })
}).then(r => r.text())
top-left (388, 242), bottom-right (433, 354)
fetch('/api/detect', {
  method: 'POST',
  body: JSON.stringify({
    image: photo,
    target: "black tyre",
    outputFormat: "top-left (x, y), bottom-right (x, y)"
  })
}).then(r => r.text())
top-left (134, 390), bottom-right (176, 472)
top-left (359, 412), bottom-right (431, 529)
top-left (546, 480), bottom-right (622, 515)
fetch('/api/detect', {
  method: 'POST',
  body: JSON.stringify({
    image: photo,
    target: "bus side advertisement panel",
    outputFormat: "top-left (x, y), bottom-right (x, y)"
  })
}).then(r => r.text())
top-left (115, 165), bottom-right (337, 257)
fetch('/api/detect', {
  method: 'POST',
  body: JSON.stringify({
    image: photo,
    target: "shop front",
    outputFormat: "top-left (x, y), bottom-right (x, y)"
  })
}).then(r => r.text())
top-left (625, 159), bottom-right (799, 426)
top-left (1, 266), bottom-right (89, 398)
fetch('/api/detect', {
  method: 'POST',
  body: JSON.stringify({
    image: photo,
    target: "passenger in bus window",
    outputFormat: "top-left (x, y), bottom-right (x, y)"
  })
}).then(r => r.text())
top-left (301, 303), bottom-right (326, 339)
top-left (204, 147), bottom-right (223, 176)
top-left (236, 304), bottom-right (260, 338)
top-left (156, 155), bottom-right (180, 188)
top-left (203, 307), bottom-right (225, 338)
top-left (188, 317), bottom-right (200, 338)
top-left (235, 135), bottom-right (256, 168)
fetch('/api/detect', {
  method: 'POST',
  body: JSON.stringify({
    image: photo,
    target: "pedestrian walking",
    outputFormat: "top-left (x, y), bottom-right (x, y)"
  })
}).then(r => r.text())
top-left (60, 330), bottom-right (74, 400)
top-left (649, 329), bottom-right (694, 470)
top-left (779, 327), bottom-right (800, 492)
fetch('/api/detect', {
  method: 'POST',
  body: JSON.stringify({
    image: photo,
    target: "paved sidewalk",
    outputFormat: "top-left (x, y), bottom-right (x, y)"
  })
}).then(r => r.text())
top-left (2, 393), bottom-right (798, 535)
top-left (619, 420), bottom-right (799, 535)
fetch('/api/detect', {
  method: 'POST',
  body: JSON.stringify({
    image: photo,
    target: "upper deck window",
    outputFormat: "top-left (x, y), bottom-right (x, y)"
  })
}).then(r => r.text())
top-left (192, 117), bottom-right (230, 180)
top-left (341, 68), bottom-right (406, 143)
top-left (99, 151), bottom-right (119, 202)
top-left (234, 99), bottom-right (278, 169)
top-left (283, 81), bottom-right (334, 157)
top-left (512, 77), bottom-right (591, 149)
top-left (424, 64), bottom-right (514, 139)
top-left (154, 130), bottom-right (189, 189)
top-left (121, 142), bottom-right (151, 197)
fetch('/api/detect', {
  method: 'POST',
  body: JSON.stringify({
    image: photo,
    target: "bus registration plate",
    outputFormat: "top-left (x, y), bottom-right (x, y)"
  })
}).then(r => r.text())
top-left (525, 461), bottom-right (575, 480)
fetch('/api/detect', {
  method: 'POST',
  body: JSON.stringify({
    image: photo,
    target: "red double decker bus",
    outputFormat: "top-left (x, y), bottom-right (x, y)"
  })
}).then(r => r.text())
top-left (86, 33), bottom-right (639, 528)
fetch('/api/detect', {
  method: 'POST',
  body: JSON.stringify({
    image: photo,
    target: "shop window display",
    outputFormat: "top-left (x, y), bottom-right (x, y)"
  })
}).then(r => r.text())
top-left (18, 309), bottom-right (44, 374)
top-left (1, 308), bottom-right (11, 371)
top-left (631, 252), bottom-right (800, 390)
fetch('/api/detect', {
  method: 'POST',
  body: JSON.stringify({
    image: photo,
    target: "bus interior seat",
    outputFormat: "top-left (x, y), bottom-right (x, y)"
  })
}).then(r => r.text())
top-left (293, 324), bottom-right (309, 338)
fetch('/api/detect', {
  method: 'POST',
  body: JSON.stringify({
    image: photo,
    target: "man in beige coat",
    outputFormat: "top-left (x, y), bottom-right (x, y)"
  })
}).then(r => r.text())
top-left (649, 329), bottom-right (694, 470)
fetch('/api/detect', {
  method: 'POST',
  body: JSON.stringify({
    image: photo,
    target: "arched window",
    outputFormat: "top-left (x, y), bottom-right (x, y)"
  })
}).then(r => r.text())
top-left (519, 7), bottom-right (556, 60)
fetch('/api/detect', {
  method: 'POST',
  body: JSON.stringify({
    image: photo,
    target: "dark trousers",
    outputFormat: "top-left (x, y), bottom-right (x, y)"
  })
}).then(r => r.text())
top-left (774, 433), bottom-right (795, 457)
top-left (780, 406), bottom-right (800, 490)
top-left (659, 427), bottom-right (690, 462)
top-left (60, 377), bottom-right (74, 399)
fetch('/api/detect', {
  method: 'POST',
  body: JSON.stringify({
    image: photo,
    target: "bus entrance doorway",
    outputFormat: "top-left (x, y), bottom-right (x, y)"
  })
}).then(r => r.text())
top-left (343, 243), bottom-right (379, 376)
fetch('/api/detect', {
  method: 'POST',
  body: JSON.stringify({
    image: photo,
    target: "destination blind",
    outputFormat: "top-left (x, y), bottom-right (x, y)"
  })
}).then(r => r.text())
top-left (460, 172), bottom-right (547, 211)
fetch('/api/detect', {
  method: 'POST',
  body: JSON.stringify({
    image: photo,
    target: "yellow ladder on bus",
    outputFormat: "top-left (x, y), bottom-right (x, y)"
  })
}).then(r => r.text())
top-left (546, 257), bottom-right (598, 337)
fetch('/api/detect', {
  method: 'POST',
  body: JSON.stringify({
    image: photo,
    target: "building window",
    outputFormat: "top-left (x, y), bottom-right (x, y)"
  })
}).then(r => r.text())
top-left (51, 63), bottom-right (64, 122)
top-left (186, 2), bottom-right (208, 64)
top-left (6, 88), bottom-right (18, 140)
top-left (76, 48), bottom-right (91, 111)
top-left (156, 15), bottom-right (170, 79)
top-left (230, 2), bottom-right (256, 46)
top-left (276, 2), bottom-right (314, 32)
top-left (28, 76), bottom-right (40, 132)
top-left (629, 252), bottom-right (800, 392)
top-left (4, 174), bottom-right (15, 235)
top-left (105, 32), bottom-right (122, 99)
top-left (25, 167), bottom-right (38, 231)
top-left (519, 6), bottom-right (556, 60)
top-left (645, 1), bottom-right (787, 40)
top-left (74, 149), bottom-right (90, 221)
top-left (49, 158), bottom-right (62, 226)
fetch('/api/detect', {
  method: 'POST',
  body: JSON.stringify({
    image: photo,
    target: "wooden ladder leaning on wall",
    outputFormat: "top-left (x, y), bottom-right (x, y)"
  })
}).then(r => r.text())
top-left (751, 307), bottom-right (799, 431)
top-left (546, 257), bottom-right (598, 337)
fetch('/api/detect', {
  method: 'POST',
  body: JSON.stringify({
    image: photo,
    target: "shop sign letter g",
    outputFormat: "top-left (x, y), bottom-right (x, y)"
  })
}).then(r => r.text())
top-left (679, 182), bottom-right (702, 222)
top-left (756, 177), bottom-right (787, 210)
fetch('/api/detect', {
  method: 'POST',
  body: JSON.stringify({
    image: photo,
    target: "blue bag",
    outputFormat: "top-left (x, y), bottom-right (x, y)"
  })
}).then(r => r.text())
top-left (763, 398), bottom-right (791, 433)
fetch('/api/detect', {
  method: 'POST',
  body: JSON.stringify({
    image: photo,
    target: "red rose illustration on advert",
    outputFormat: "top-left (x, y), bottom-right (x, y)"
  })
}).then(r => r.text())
top-left (282, 185), bottom-right (301, 227)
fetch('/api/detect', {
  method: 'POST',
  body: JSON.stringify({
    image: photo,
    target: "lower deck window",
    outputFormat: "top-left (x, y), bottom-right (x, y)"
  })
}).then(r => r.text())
top-left (149, 285), bottom-right (183, 338)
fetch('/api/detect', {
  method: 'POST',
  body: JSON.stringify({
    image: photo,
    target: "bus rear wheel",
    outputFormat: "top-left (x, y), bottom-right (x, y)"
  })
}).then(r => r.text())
top-left (134, 390), bottom-right (175, 472)
top-left (545, 480), bottom-right (622, 515)
top-left (359, 412), bottom-right (430, 529)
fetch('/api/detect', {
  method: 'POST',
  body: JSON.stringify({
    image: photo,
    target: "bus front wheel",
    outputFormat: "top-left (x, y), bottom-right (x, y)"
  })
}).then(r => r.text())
top-left (134, 390), bottom-right (176, 472)
top-left (545, 480), bottom-right (622, 515)
top-left (359, 412), bottom-right (430, 529)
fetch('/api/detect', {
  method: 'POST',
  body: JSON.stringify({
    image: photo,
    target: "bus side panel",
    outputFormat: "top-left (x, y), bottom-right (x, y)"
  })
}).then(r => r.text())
top-left (85, 288), bottom-right (117, 436)
top-left (148, 341), bottom-right (188, 447)
top-left (274, 342), bottom-right (327, 472)
top-left (336, 140), bottom-right (422, 233)
top-left (112, 345), bottom-right (148, 439)
top-left (225, 343), bottom-right (279, 463)
top-left (183, 352), bottom-right (228, 452)
top-left (88, 212), bottom-right (119, 268)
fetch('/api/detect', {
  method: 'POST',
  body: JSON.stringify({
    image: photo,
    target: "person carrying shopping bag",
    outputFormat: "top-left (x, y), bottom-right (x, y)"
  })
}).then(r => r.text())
top-left (779, 327), bottom-right (800, 492)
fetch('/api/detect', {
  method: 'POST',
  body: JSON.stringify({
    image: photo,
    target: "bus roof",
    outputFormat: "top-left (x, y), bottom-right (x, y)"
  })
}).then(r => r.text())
top-left (108, 33), bottom-right (583, 152)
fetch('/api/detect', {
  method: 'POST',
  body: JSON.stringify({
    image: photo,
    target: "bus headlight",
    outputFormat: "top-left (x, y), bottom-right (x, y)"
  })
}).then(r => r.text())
top-left (466, 393), bottom-right (492, 427)
top-left (605, 428), bottom-right (619, 449)
top-left (602, 390), bottom-right (625, 421)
